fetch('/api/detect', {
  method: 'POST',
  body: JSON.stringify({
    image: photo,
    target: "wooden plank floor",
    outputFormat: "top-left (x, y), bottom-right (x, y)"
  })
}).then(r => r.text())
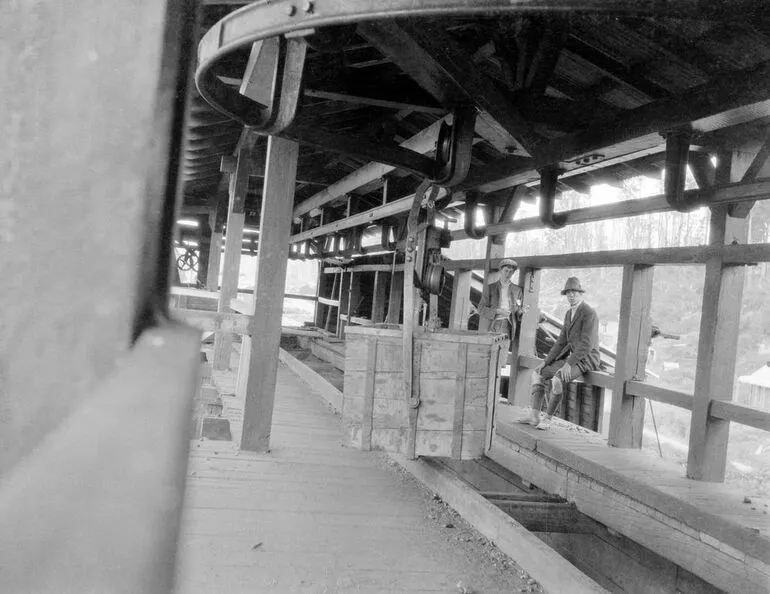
top-left (496, 404), bottom-right (770, 562)
top-left (175, 362), bottom-right (532, 593)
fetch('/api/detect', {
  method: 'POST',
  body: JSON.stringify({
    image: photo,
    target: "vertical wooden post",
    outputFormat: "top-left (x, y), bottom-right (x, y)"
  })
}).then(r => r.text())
top-left (325, 271), bottom-right (340, 333)
top-left (196, 214), bottom-right (211, 288)
top-left (349, 271), bottom-right (361, 321)
top-left (206, 229), bottom-right (222, 291)
top-left (509, 268), bottom-right (541, 406)
top-left (448, 270), bottom-right (472, 330)
top-left (372, 271), bottom-right (389, 324)
top-left (687, 218), bottom-right (748, 479)
top-left (385, 269), bottom-right (404, 324)
top-left (478, 238), bottom-right (505, 333)
top-left (240, 136), bottom-right (299, 453)
top-left (608, 265), bottom-right (654, 448)
top-left (314, 261), bottom-right (328, 328)
top-left (337, 270), bottom-right (350, 338)
top-left (212, 149), bottom-right (249, 370)
top-left (687, 150), bottom-right (750, 481)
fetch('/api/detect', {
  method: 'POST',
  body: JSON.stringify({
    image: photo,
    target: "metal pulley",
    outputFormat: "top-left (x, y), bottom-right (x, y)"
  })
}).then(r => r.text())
top-left (432, 105), bottom-right (477, 186)
top-left (422, 262), bottom-right (446, 296)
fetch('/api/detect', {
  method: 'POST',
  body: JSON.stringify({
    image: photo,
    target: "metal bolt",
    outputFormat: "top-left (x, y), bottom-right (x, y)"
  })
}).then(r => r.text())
top-left (286, 4), bottom-right (297, 16)
top-left (303, 0), bottom-right (314, 13)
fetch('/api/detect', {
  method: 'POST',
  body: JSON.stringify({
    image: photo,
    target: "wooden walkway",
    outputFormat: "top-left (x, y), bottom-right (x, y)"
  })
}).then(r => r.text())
top-left (174, 362), bottom-right (531, 593)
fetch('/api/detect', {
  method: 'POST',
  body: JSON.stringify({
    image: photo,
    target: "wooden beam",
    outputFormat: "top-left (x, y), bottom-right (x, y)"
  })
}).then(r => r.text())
top-left (728, 136), bottom-right (770, 217)
top-left (710, 400), bottom-right (770, 432)
top-left (460, 60), bottom-right (770, 195)
top-left (220, 153), bottom-right (326, 186)
top-left (358, 20), bottom-right (543, 157)
top-left (170, 308), bottom-right (255, 335)
top-left (448, 271), bottom-right (472, 331)
top-left (371, 271), bottom-right (388, 324)
top-left (304, 89), bottom-right (446, 115)
top-left (240, 136), bottom-right (299, 453)
top-left (536, 59), bottom-right (770, 169)
top-left (609, 265), bottom-right (653, 448)
top-left (687, 199), bottom-right (748, 481)
top-left (395, 457), bottom-right (607, 594)
top-left (625, 381), bottom-right (693, 411)
top-left (451, 179), bottom-right (770, 240)
top-left (509, 268), bottom-right (541, 406)
top-left (562, 37), bottom-right (668, 100)
top-left (317, 296), bottom-right (340, 307)
top-left (385, 268), bottom-right (403, 325)
top-left (444, 242), bottom-right (770, 271)
top-left (292, 192), bottom-right (422, 244)
top-left (205, 229), bottom-right (222, 291)
top-left (292, 117), bottom-right (447, 218)
top-left (212, 148), bottom-right (249, 370)
top-left (493, 501), bottom-right (598, 534)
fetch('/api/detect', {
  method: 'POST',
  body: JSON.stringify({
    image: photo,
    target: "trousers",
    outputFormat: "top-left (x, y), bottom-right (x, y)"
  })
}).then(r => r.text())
top-left (531, 360), bottom-right (584, 417)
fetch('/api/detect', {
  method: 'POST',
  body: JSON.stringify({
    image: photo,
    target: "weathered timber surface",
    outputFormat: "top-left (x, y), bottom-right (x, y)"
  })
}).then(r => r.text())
top-left (175, 364), bottom-right (533, 593)
top-left (490, 411), bottom-right (770, 594)
top-left (343, 327), bottom-right (508, 459)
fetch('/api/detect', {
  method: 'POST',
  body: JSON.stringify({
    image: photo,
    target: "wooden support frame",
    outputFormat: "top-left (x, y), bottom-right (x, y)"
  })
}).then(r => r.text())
top-left (205, 229), bottom-right (222, 291)
top-left (357, 20), bottom-right (543, 157)
top-left (509, 268), bottom-right (541, 407)
top-left (444, 241), bottom-right (770, 272)
top-left (609, 265), bottom-right (653, 448)
top-left (212, 147), bottom-right (249, 370)
top-left (292, 117), bottom-right (448, 218)
top-left (448, 270), bottom-right (472, 331)
top-left (687, 204), bottom-right (749, 481)
top-left (371, 271), bottom-right (389, 324)
top-left (385, 268), bottom-right (404, 325)
top-left (240, 136), bottom-right (299, 453)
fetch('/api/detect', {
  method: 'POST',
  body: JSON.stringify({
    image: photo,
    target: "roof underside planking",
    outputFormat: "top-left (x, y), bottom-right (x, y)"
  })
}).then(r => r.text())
top-left (181, 1), bottom-right (770, 251)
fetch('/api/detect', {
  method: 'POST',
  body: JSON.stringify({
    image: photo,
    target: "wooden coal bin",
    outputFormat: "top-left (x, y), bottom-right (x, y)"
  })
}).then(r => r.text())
top-left (343, 326), bottom-right (509, 459)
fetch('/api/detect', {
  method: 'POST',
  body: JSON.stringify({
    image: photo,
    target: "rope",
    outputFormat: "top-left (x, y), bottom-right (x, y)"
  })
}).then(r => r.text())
top-left (647, 398), bottom-right (663, 458)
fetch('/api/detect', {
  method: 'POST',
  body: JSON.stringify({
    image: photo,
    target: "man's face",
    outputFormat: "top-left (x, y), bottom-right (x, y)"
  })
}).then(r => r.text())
top-left (500, 266), bottom-right (514, 282)
top-left (565, 289), bottom-right (582, 307)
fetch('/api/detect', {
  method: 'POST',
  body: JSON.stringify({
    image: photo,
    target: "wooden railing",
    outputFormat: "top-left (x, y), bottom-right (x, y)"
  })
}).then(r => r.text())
top-left (447, 235), bottom-right (770, 482)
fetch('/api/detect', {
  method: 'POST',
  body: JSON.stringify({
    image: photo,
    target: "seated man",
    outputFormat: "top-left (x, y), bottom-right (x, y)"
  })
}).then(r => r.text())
top-left (519, 276), bottom-right (601, 430)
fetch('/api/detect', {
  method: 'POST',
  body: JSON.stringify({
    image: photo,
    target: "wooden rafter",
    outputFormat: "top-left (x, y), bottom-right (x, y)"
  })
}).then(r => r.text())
top-left (292, 116), bottom-right (448, 218)
top-left (357, 20), bottom-right (545, 158)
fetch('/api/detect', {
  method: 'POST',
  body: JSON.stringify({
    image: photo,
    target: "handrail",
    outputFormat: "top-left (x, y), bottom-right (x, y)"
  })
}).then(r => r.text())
top-left (0, 322), bottom-right (200, 593)
top-left (626, 380), bottom-right (693, 411)
top-left (710, 400), bottom-right (770, 432)
top-left (517, 356), bottom-right (770, 432)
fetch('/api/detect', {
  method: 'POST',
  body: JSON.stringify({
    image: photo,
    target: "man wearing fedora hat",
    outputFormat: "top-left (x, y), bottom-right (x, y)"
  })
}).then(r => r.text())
top-left (476, 258), bottom-right (524, 340)
top-left (519, 276), bottom-right (601, 430)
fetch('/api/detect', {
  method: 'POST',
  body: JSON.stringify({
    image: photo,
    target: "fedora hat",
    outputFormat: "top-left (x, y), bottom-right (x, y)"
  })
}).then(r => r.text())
top-left (560, 276), bottom-right (585, 295)
top-left (498, 258), bottom-right (518, 270)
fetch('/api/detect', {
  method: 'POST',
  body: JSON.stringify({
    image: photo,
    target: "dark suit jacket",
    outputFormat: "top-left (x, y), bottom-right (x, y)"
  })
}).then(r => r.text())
top-left (478, 280), bottom-right (523, 337)
top-left (543, 301), bottom-right (601, 372)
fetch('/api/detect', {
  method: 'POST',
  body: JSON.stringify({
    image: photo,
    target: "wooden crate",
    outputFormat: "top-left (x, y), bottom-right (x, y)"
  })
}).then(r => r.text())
top-left (343, 326), bottom-right (509, 459)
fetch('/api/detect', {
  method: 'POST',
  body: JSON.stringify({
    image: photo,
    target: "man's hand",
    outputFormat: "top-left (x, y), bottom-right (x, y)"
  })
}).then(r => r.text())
top-left (534, 362), bottom-right (545, 374)
top-left (556, 362), bottom-right (572, 384)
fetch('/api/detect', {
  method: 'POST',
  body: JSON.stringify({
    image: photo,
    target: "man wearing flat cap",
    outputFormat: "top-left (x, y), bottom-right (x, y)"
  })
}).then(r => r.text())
top-left (520, 276), bottom-right (601, 430)
top-left (477, 258), bottom-right (524, 340)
